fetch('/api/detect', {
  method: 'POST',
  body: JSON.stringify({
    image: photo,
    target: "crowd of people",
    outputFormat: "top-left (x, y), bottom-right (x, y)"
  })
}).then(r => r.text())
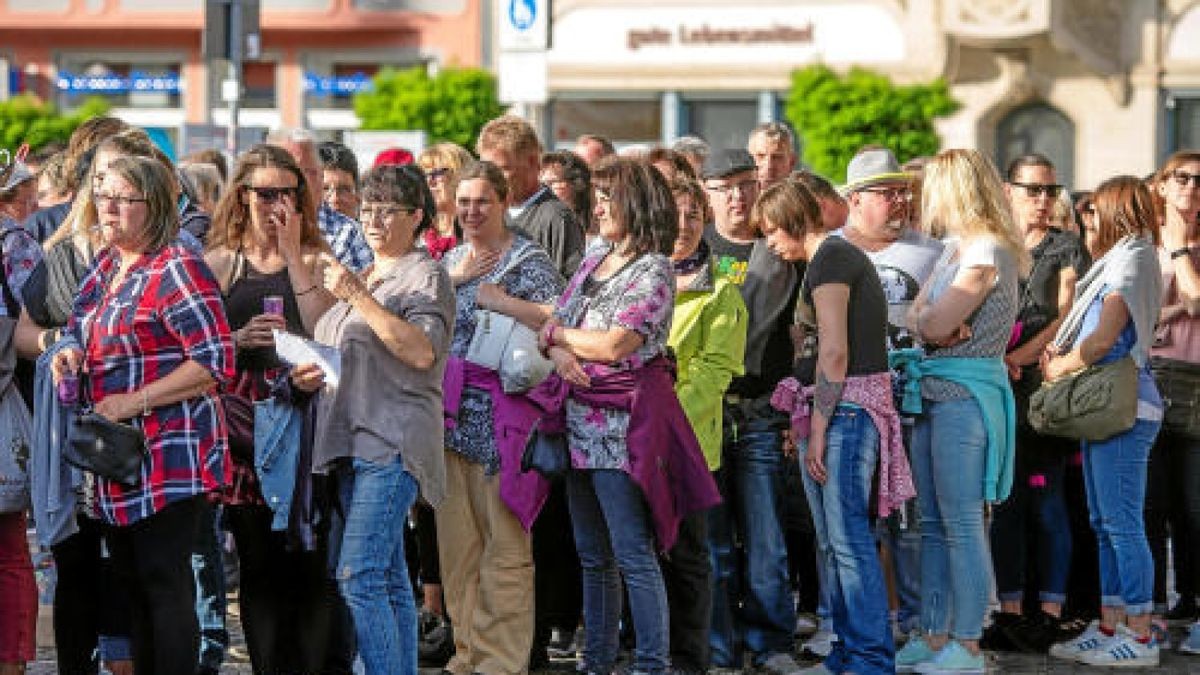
top-left (0, 111), bottom-right (1198, 675)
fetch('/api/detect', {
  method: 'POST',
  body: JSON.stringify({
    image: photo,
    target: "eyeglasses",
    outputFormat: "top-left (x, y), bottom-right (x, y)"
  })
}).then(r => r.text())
top-left (859, 186), bottom-right (912, 203)
top-left (1077, 203), bottom-right (1095, 216)
top-left (1171, 170), bottom-right (1200, 188)
top-left (92, 191), bottom-right (148, 208)
top-left (705, 179), bottom-right (758, 197)
top-left (245, 186), bottom-right (299, 203)
top-left (1011, 182), bottom-right (1063, 198)
top-left (426, 167), bottom-right (451, 182)
top-left (323, 184), bottom-right (356, 197)
top-left (360, 203), bottom-right (415, 222)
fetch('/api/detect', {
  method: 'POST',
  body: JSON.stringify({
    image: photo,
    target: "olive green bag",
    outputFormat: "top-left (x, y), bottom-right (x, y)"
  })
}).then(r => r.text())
top-left (1028, 356), bottom-right (1138, 442)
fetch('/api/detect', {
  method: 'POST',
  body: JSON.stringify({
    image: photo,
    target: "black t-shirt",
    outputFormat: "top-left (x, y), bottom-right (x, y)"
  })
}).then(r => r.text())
top-left (794, 236), bottom-right (889, 386)
top-left (704, 224), bottom-right (802, 400)
top-left (705, 223), bottom-right (754, 287)
top-left (1013, 228), bottom-right (1085, 350)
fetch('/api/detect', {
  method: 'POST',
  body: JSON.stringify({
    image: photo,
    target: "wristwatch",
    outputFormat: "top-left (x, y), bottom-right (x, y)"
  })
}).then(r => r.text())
top-left (1171, 247), bottom-right (1192, 260)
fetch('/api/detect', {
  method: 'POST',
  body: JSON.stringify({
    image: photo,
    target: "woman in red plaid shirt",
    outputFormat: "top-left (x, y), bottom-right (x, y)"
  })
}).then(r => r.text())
top-left (51, 155), bottom-right (235, 674)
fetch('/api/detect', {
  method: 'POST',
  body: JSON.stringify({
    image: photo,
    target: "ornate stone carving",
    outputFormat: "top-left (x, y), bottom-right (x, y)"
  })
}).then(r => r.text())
top-left (943, 0), bottom-right (1050, 41)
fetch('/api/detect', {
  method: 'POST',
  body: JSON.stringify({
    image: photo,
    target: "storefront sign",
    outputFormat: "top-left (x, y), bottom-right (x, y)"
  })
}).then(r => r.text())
top-left (304, 72), bottom-right (372, 97)
top-left (56, 70), bottom-right (180, 94)
top-left (628, 23), bottom-right (814, 51)
top-left (549, 4), bottom-right (904, 66)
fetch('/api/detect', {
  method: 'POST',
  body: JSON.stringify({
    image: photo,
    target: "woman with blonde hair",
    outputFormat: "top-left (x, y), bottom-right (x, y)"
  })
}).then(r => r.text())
top-left (1046, 176), bottom-right (1163, 667)
top-left (894, 148), bottom-right (1023, 673)
top-left (417, 142), bottom-right (474, 260)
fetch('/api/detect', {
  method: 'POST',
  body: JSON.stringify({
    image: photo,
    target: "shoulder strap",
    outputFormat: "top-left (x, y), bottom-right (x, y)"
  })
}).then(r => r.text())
top-left (0, 228), bottom-right (21, 317)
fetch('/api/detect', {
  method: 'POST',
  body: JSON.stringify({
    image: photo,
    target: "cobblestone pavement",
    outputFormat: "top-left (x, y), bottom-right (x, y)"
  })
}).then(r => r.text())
top-left (22, 606), bottom-right (1200, 674)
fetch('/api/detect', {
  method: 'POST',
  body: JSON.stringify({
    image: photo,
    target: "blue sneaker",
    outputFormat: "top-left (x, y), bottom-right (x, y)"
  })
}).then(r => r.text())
top-left (895, 634), bottom-right (935, 673)
top-left (914, 641), bottom-right (985, 674)
top-left (1181, 621), bottom-right (1200, 655)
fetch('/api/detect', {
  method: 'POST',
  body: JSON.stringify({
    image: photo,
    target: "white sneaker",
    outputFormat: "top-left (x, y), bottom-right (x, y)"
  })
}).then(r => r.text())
top-left (1079, 624), bottom-right (1159, 668)
top-left (801, 619), bottom-right (840, 653)
top-left (1048, 620), bottom-right (1108, 663)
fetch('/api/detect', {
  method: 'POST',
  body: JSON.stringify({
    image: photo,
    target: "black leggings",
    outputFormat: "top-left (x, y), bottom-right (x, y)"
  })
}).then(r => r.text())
top-left (225, 503), bottom-right (349, 674)
top-left (51, 515), bottom-right (132, 674)
top-left (1145, 429), bottom-right (1200, 613)
top-left (104, 496), bottom-right (204, 675)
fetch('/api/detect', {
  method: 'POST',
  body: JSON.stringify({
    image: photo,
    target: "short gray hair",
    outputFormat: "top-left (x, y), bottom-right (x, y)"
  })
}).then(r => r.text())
top-left (672, 136), bottom-right (710, 162)
top-left (749, 122), bottom-right (795, 151)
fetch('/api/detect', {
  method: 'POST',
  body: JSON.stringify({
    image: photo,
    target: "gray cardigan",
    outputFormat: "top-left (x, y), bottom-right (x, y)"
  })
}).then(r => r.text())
top-left (313, 250), bottom-right (455, 507)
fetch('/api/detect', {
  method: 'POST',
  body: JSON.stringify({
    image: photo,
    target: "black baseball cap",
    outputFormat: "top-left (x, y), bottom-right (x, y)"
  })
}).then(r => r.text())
top-left (701, 148), bottom-right (757, 180)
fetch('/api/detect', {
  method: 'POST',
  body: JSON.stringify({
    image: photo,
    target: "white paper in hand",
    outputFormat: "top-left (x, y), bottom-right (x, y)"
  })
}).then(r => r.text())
top-left (272, 329), bottom-right (342, 387)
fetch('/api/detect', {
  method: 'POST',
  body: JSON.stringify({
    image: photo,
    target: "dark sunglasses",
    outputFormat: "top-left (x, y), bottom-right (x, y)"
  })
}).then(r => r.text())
top-left (1171, 170), bottom-right (1200, 189)
top-left (426, 167), bottom-right (451, 181)
top-left (1011, 182), bottom-right (1063, 198)
top-left (245, 186), bottom-right (299, 203)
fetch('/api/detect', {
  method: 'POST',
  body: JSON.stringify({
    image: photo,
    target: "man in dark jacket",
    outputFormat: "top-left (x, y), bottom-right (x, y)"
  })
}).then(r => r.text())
top-left (477, 115), bottom-right (584, 278)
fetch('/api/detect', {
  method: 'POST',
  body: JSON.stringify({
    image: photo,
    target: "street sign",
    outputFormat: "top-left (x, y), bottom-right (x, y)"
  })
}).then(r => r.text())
top-left (497, 0), bottom-right (548, 51)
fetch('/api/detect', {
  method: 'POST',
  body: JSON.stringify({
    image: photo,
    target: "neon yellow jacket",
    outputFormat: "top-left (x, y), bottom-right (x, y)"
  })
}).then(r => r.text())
top-left (668, 267), bottom-right (748, 471)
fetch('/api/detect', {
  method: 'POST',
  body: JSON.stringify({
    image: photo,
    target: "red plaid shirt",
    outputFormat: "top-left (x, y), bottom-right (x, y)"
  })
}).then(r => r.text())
top-left (65, 244), bottom-right (235, 526)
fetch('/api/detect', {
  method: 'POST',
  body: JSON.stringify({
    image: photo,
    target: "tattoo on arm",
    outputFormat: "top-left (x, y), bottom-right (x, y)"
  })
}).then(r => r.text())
top-left (814, 372), bottom-right (845, 419)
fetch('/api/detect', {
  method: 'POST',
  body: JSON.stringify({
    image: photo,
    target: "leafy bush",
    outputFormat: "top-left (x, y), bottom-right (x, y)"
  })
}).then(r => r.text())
top-left (354, 66), bottom-right (505, 150)
top-left (0, 94), bottom-right (111, 151)
top-left (784, 65), bottom-right (959, 183)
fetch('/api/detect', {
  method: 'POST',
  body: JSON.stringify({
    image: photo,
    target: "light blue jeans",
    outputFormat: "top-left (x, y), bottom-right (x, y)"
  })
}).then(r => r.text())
top-left (801, 405), bottom-right (894, 674)
top-left (335, 456), bottom-right (419, 675)
top-left (911, 397), bottom-right (993, 640)
top-left (1082, 418), bottom-right (1160, 615)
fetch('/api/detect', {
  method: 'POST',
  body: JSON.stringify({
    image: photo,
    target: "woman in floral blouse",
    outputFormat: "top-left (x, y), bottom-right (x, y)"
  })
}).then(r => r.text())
top-left (539, 157), bottom-right (718, 675)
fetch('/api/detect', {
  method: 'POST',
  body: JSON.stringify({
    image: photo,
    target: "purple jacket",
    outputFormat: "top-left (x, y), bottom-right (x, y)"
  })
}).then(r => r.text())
top-left (539, 356), bottom-right (722, 552)
top-left (443, 357), bottom-right (552, 531)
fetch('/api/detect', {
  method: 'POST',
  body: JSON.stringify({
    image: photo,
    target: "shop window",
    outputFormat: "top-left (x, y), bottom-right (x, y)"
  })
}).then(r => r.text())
top-left (57, 59), bottom-right (181, 110)
top-left (688, 100), bottom-right (758, 154)
top-left (241, 61), bottom-right (277, 109)
top-left (996, 102), bottom-right (1076, 189)
top-left (552, 99), bottom-right (662, 146)
top-left (1168, 95), bottom-right (1200, 153)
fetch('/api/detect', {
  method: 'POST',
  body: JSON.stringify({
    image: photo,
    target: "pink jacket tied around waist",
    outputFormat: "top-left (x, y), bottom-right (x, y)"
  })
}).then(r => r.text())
top-left (771, 371), bottom-right (915, 518)
top-left (444, 355), bottom-right (721, 550)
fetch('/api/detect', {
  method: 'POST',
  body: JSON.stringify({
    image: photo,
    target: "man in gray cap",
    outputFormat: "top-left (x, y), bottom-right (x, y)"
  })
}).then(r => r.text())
top-left (702, 148), bottom-right (805, 675)
top-left (835, 146), bottom-right (943, 647)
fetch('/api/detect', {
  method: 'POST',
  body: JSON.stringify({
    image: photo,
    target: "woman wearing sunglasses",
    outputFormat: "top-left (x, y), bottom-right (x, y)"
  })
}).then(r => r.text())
top-left (417, 142), bottom-right (474, 260)
top-left (1145, 150), bottom-right (1200, 651)
top-left (203, 144), bottom-right (343, 673)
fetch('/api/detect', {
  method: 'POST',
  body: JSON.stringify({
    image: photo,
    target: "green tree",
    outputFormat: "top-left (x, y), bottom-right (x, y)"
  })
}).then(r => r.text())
top-left (784, 64), bottom-right (959, 183)
top-left (354, 66), bottom-right (505, 150)
top-left (0, 94), bottom-right (110, 152)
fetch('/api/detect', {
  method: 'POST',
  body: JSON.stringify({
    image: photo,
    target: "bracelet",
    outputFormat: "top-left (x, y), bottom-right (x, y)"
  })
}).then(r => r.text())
top-left (140, 388), bottom-right (150, 417)
top-left (295, 284), bottom-right (319, 297)
top-left (1171, 247), bottom-right (1192, 260)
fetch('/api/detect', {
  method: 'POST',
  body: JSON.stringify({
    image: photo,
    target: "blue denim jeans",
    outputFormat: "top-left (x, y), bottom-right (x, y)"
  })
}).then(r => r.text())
top-left (1082, 418), bottom-right (1160, 616)
top-left (708, 418), bottom-right (796, 666)
top-left (911, 397), bottom-right (993, 640)
top-left (335, 456), bottom-right (419, 675)
top-left (567, 469), bottom-right (669, 674)
top-left (192, 500), bottom-right (228, 671)
top-left (801, 405), bottom-right (894, 674)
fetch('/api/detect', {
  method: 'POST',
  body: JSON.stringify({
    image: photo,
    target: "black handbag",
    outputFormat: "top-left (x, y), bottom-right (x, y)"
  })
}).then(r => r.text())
top-left (520, 421), bottom-right (569, 479)
top-left (65, 411), bottom-right (148, 486)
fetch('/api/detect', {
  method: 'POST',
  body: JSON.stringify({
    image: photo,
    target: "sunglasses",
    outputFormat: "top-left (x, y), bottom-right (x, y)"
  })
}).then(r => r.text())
top-left (426, 167), bottom-right (451, 182)
top-left (245, 186), bottom-right (299, 203)
top-left (1011, 182), bottom-right (1063, 198)
top-left (1171, 170), bottom-right (1200, 189)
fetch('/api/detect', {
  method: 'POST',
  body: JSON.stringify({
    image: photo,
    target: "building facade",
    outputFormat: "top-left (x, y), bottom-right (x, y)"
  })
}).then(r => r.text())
top-left (533, 0), bottom-right (1200, 189)
top-left (0, 0), bottom-right (483, 151)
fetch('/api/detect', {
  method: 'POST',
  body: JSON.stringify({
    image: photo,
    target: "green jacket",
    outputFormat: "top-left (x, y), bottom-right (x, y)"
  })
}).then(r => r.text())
top-left (668, 265), bottom-right (748, 471)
